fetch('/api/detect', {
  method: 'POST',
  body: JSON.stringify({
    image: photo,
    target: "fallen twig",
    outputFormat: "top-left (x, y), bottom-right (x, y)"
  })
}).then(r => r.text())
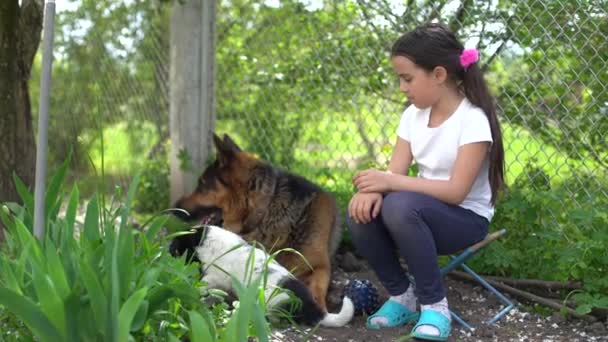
top-left (481, 275), bottom-right (582, 291)
top-left (449, 271), bottom-right (596, 322)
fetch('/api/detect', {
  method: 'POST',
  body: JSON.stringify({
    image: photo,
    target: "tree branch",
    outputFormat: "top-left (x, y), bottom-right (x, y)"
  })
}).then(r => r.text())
top-left (400, 0), bottom-right (417, 28)
top-left (217, 0), bottom-right (255, 43)
top-left (358, 0), bottom-right (402, 33)
top-left (481, 16), bottom-right (514, 72)
top-left (482, 39), bottom-right (507, 72)
top-left (476, 1), bottom-right (493, 48)
top-left (376, 0), bottom-right (401, 31)
top-left (427, 0), bottom-right (448, 23)
top-left (450, 271), bottom-right (597, 322)
top-left (356, 0), bottom-right (382, 37)
top-left (478, 274), bottom-right (583, 290)
top-left (449, 0), bottom-right (472, 34)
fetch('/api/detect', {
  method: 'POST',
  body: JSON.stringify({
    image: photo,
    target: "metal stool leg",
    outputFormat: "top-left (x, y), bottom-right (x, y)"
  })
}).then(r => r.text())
top-left (460, 263), bottom-right (515, 324)
top-left (436, 230), bottom-right (516, 328)
top-left (409, 229), bottom-right (515, 329)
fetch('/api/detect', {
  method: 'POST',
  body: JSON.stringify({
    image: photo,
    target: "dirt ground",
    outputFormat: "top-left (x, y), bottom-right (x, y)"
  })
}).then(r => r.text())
top-left (270, 251), bottom-right (608, 342)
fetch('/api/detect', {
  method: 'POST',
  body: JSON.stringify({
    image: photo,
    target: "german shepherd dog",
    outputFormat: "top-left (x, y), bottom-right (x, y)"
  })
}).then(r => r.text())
top-left (174, 133), bottom-right (342, 312)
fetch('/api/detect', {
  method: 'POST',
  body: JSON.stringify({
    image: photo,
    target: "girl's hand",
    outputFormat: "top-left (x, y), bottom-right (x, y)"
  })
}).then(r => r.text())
top-left (353, 169), bottom-right (395, 193)
top-left (348, 192), bottom-right (383, 224)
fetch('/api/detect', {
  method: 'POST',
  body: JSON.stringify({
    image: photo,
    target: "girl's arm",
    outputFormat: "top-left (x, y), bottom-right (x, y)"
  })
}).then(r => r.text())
top-left (387, 137), bottom-right (413, 175)
top-left (389, 142), bottom-right (490, 205)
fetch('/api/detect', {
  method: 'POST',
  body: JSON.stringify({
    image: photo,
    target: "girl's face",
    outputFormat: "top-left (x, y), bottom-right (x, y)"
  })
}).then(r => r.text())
top-left (391, 55), bottom-right (444, 108)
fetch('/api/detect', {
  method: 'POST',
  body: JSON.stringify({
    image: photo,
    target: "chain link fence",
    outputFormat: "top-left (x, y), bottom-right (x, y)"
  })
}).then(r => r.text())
top-left (39, 0), bottom-right (606, 226)
top-left (213, 0), bottom-right (607, 226)
top-left (34, 0), bottom-right (170, 210)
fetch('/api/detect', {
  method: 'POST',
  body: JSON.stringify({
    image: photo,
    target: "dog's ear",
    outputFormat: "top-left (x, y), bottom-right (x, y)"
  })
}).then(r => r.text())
top-left (222, 134), bottom-right (242, 153)
top-left (213, 133), bottom-right (239, 167)
top-left (212, 133), bottom-right (224, 152)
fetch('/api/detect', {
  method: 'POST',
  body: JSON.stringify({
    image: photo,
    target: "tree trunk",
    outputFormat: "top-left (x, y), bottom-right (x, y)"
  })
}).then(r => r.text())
top-left (0, 0), bottom-right (43, 204)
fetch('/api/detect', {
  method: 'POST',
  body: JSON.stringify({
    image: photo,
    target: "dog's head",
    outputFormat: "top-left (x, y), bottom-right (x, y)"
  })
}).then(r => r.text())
top-left (173, 133), bottom-right (259, 223)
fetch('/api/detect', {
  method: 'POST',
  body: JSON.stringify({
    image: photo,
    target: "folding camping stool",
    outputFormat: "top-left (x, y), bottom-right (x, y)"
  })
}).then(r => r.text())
top-left (439, 229), bottom-right (515, 330)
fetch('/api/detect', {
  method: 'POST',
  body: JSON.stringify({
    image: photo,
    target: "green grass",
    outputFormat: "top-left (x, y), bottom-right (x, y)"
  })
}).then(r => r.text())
top-left (80, 108), bottom-right (605, 213)
top-left (87, 121), bottom-right (159, 175)
top-left (501, 124), bottom-right (602, 185)
top-left (77, 111), bottom-right (607, 212)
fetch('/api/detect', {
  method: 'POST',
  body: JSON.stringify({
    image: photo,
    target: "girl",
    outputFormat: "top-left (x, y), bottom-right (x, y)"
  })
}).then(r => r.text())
top-left (347, 23), bottom-right (505, 341)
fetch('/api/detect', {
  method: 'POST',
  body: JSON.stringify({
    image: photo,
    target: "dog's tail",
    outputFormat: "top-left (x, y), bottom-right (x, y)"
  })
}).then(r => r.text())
top-left (319, 296), bottom-right (355, 328)
top-left (280, 277), bottom-right (354, 328)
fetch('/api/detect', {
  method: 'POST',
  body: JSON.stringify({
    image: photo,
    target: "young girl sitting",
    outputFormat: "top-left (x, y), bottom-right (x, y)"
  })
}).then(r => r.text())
top-left (346, 23), bottom-right (505, 341)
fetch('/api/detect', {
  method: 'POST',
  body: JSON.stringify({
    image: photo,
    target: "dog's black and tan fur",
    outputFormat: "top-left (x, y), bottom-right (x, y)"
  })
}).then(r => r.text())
top-left (174, 133), bottom-right (342, 311)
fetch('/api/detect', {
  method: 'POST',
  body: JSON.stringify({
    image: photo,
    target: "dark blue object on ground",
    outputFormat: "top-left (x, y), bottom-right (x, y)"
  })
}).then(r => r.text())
top-left (343, 279), bottom-right (380, 315)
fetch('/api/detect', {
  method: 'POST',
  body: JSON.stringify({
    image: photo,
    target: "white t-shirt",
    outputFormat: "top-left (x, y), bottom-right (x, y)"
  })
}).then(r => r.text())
top-left (396, 97), bottom-right (494, 221)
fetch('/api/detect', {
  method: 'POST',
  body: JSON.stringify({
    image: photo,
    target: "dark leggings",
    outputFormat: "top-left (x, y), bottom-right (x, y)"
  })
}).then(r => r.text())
top-left (346, 191), bottom-right (489, 305)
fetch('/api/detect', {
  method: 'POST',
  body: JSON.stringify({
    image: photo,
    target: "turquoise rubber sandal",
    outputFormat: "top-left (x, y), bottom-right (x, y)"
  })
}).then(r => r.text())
top-left (410, 310), bottom-right (451, 341)
top-left (366, 300), bottom-right (419, 329)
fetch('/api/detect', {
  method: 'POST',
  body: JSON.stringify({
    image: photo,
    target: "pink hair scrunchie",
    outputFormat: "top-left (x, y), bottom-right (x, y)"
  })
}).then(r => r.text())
top-left (460, 48), bottom-right (479, 70)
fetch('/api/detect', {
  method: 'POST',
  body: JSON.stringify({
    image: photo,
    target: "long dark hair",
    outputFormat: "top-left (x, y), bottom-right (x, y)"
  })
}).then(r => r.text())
top-left (391, 23), bottom-right (505, 204)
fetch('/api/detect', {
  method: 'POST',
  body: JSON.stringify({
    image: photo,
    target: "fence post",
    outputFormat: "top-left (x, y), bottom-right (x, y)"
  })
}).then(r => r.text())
top-left (169, 0), bottom-right (216, 204)
top-left (33, 0), bottom-right (56, 240)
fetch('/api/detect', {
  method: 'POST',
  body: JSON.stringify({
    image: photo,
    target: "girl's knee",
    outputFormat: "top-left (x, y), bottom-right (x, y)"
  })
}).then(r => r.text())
top-left (345, 213), bottom-right (373, 241)
top-left (381, 191), bottom-right (425, 230)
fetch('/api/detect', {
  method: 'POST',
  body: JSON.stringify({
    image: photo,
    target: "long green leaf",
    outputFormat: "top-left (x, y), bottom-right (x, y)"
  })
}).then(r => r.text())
top-left (14, 219), bottom-right (43, 266)
top-left (45, 241), bottom-right (70, 299)
top-left (12, 173), bottom-right (33, 215)
top-left (200, 307), bottom-right (217, 342)
top-left (63, 291), bottom-right (82, 342)
top-left (117, 287), bottom-right (148, 342)
top-left (123, 173), bottom-right (141, 218)
top-left (250, 297), bottom-right (270, 342)
top-left (144, 214), bottom-right (169, 242)
top-left (105, 222), bottom-right (120, 342)
top-left (147, 283), bottom-right (200, 314)
top-left (83, 195), bottom-right (100, 243)
top-left (129, 300), bottom-right (149, 332)
top-left (64, 185), bottom-right (79, 241)
top-left (167, 333), bottom-right (181, 342)
top-left (47, 200), bottom-right (64, 233)
top-left (0, 258), bottom-right (23, 295)
top-left (188, 310), bottom-right (215, 342)
top-left (138, 267), bottom-right (161, 289)
top-left (117, 217), bottom-right (134, 299)
top-left (0, 288), bottom-right (63, 342)
top-left (226, 275), bottom-right (262, 342)
top-left (79, 259), bottom-right (107, 334)
top-left (45, 157), bottom-right (69, 221)
top-left (31, 262), bottom-right (66, 338)
top-left (0, 204), bottom-right (15, 232)
top-left (15, 244), bottom-right (30, 289)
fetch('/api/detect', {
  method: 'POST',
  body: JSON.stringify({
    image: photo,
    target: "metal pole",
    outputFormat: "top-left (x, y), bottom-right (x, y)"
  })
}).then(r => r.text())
top-left (33, 0), bottom-right (56, 240)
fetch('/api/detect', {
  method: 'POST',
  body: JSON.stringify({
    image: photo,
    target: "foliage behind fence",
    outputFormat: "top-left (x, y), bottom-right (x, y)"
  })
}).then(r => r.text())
top-left (32, 0), bottom-right (607, 312)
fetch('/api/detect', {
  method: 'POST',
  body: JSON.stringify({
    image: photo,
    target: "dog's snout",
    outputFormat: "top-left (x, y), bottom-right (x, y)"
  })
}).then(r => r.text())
top-left (173, 198), bottom-right (184, 209)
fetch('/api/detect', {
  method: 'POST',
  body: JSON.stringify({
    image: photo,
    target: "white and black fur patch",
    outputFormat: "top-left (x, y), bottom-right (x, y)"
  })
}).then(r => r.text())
top-left (169, 225), bottom-right (354, 327)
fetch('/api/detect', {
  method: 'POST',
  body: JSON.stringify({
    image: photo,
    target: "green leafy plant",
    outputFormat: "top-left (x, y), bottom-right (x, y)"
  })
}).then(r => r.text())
top-left (470, 161), bottom-right (608, 315)
top-left (134, 147), bottom-right (170, 214)
top-left (0, 161), bottom-right (282, 341)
